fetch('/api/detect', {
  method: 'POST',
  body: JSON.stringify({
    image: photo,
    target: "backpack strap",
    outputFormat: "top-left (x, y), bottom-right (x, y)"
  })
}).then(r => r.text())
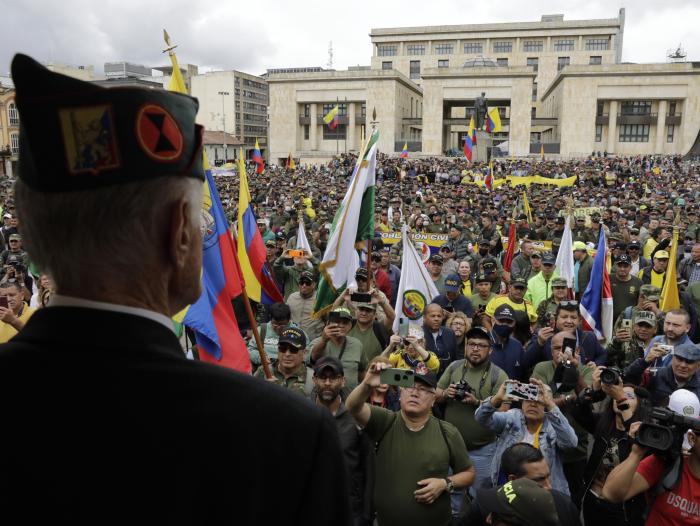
top-left (437, 419), bottom-right (454, 468)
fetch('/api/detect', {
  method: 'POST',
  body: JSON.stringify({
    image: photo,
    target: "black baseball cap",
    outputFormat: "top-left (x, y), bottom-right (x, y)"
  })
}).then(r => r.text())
top-left (299, 270), bottom-right (315, 282)
top-left (429, 254), bottom-right (444, 264)
top-left (413, 370), bottom-right (438, 389)
top-left (356, 267), bottom-right (369, 279)
top-left (511, 277), bottom-right (527, 288)
top-left (616, 254), bottom-right (631, 265)
top-left (465, 326), bottom-right (491, 342)
top-left (313, 356), bottom-right (344, 376)
top-left (494, 304), bottom-right (516, 321)
top-left (278, 327), bottom-right (307, 349)
top-left (541, 252), bottom-right (556, 265)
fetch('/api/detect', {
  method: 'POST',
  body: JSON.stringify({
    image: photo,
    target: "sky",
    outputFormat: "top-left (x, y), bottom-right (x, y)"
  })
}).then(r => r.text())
top-left (1, 0), bottom-right (698, 77)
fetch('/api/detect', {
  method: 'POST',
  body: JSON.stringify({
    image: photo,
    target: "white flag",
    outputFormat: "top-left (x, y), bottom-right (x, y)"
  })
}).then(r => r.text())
top-left (392, 225), bottom-right (439, 333)
top-left (296, 218), bottom-right (314, 268)
top-left (555, 216), bottom-right (575, 294)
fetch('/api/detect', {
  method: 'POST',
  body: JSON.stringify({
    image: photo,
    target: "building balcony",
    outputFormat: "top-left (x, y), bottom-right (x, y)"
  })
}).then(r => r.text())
top-left (394, 141), bottom-right (422, 152)
top-left (298, 115), bottom-right (311, 125)
top-left (402, 117), bottom-right (422, 125)
top-left (529, 142), bottom-right (560, 154)
top-left (443, 117), bottom-right (510, 126)
top-left (316, 115), bottom-right (349, 125)
top-left (616, 113), bottom-right (657, 125)
top-left (531, 117), bottom-right (558, 127)
top-left (595, 114), bottom-right (609, 125)
top-left (666, 113), bottom-right (682, 125)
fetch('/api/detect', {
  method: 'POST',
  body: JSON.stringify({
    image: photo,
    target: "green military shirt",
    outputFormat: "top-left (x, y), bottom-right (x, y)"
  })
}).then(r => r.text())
top-left (437, 360), bottom-right (507, 449)
top-left (365, 406), bottom-right (473, 526)
top-left (253, 362), bottom-right (313, 397)
top-left (309, 335), bottom-right (367, 390)
top-left (532, 360), bottom-right (592, 462)
top-left (347, 324), bottom-right (384, 362)
top-left (470, 292), bottom-right (496, 312)
top-left (609, 275), bottom-right (642, 323)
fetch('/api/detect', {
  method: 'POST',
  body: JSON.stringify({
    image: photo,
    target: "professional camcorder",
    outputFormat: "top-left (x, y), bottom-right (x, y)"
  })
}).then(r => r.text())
top-left (637, 406), bottom-right (700, 455)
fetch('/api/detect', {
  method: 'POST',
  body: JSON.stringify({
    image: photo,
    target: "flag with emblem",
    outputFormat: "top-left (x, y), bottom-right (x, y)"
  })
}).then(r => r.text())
top-left (392, 224), bottom-right (439, 333)
top-left (313, 130), bottom-right (379, 318)
top-left (164, 37), bottom-right (249, 372)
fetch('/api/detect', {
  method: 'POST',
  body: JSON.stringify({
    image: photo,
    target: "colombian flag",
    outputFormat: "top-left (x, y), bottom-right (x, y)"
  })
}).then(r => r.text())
top-left (252, 138), bottom-right (264, 174)
top-left (485, 107), bottom-right (502, 133)
top-left (237, 150), bottom-right (284, 305)
top-left (286, 153), bottom-right (296, 170)
top-left (323, 105), bottom-right (339, 129)
top-left (464, 116), bottom-right (475, 161)
top-left (400, 142), bottom-right (408, 158)
top-left (165, 40), bottom-right (249, 371)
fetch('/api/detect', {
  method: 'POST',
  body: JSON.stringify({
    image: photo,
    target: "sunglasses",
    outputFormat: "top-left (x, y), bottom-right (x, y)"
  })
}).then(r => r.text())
top-left (278, 344), bottom-right (301, 354)
top-left (299, 280), bottom-right (313, 286)
top-left (559, 300), bottom-right (579, 307)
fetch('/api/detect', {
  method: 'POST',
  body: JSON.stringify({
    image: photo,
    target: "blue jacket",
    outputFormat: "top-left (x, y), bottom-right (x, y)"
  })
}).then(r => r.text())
top-left (488, 331), bottom-right (541, 382)
top-left (645, 334), bottom-right (691, 368)
top-left (432, 294), bottom-right (474, 318)
top-left (423, 326), bottom-right (458, 377)
top-left (623, 358), bottom-right (700, 406)
top-left (475, 398), bottom-right (578, 496)
top-left (526, 327), bottom-right (607, 366)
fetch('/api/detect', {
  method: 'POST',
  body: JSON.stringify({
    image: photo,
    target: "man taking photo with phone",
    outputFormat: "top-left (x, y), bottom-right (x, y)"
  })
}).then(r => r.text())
top-left (0, 281), bottom-right (36, 343)
top-left (346, 362), bottom-right (475, 526)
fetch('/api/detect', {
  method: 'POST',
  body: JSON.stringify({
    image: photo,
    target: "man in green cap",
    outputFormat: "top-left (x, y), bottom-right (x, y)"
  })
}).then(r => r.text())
top-left (0, 54), bottom-right (349, 524)
top-left (535, 276), bottom-right (569, 326)
top-left (607, 310), bottom-right (658, 368)
top-left (613, 284), bottom-right (664, 334)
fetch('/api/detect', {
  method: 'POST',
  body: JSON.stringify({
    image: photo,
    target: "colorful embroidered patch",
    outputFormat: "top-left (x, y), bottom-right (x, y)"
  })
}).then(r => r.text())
top-left (59, 105), bottom-right (120, 175)
top-left (135, 104), bottom-right (184, 162)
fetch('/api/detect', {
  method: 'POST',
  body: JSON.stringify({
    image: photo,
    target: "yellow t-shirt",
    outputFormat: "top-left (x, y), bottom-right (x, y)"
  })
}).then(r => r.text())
top-left (389, 350), bottom-right (440, 374)
top-left (638, 269), bottom-right (665, 290)
top-left (485, 295), bottom-right (538, 323)
top-left (461, 279), bottom-right (472, 297)
top-left (642, 238), bottom-right (658, 260)
top-left (0, 303), bottom-right (36, 343)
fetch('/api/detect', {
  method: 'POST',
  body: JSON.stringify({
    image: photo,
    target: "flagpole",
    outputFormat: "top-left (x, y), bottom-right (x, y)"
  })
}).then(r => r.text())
top-left (336, 96), bottom-right (339, 156)
top-left (242, 286), bottom-right (273, 379)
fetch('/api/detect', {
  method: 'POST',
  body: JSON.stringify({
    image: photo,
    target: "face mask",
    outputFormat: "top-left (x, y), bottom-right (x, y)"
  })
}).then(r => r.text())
top-left (493, 324), bottom-right (513, 338)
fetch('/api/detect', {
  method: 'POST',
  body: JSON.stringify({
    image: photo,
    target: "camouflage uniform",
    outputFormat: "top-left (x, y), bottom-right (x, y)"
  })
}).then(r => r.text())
top-left (253, 362), bottom-right (313, 397)
top-left (607, 310), bottom-right (658, 368)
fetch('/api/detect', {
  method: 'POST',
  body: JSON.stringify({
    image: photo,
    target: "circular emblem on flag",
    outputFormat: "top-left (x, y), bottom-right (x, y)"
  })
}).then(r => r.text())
top-left (201, 209), bottom-right (218, 250)
top-left (402, 290), bottom-right (427, 320)
top-left (135, 104), bottom-right (184, 162)
top-left (414, 242), bottom-right (430, 263)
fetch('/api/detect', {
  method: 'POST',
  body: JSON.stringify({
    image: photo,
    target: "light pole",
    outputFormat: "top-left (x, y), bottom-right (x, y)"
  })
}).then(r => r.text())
top-left (218, 91), bottom-right (229, 163)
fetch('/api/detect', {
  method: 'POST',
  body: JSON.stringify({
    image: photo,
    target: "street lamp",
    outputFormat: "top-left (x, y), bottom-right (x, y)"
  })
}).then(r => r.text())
top-left (218, 91), bottom-right (230, 163)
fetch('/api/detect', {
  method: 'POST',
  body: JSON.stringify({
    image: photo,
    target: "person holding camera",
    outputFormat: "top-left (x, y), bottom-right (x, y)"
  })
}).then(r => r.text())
top-left (606, 311), bottom-right (657, 369)
top-left (535, 277), bottom-right (569, 328)
top-left (346, 362), bottom-right (475, 526)
top-left (643, 308), bottom-right (692, 368)
top-left (569, 367), bottom-right (650, 525)
top-left (475, 377), bottom-right (578, 496)
top-left (623, 342), bottom-right (700, 406)
top-left (0, 281), bottom-right (36, 343)
top-left (437, 327), bottom-right (508, 499)
top-left (602, 414), bottom-right (700, 525)
top-left (382, 331), bottom-right (440, 375)
top-left (273, 247), bottom-right (318, 300)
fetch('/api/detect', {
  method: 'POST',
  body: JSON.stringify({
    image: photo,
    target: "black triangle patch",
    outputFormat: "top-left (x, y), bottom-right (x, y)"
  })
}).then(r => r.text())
top-left (155, 133), bottom-right (175, 153)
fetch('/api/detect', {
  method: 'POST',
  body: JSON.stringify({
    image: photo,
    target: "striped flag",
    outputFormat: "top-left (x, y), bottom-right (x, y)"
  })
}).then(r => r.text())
top-left (323, 105), bottom-right (339, 129)
top-left (252, 138), bottom-right (264, 174)
top-left (554, 216), bottom-right (576, 299)
top-left (580, 228), bottom-right (613, 342)
top-left (400, 142), bottom-right (409, 158)
top-left (485, 107), bottom-right (502, 133)
top-left (464, 116), bottom-right (475, 161)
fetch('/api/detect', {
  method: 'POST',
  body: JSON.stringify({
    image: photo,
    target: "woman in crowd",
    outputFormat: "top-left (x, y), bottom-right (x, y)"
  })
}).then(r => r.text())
top-left (457, 260), bottom-right (473, 296)
top-left (381, 333), bottom-right (440, 374)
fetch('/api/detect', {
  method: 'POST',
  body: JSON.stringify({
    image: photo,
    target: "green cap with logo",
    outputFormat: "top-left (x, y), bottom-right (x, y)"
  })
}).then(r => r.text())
top-left (640, 284), bottom-right (661, 301)
top-left (634, 310), bottom-right (657, 326)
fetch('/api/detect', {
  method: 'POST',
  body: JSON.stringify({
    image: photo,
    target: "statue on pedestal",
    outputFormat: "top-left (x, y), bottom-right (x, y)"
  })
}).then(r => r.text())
top-left (474, 92), bottom-right (488, 130)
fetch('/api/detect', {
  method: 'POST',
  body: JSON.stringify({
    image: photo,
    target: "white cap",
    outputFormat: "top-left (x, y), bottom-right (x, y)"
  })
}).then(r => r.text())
top-left (668, 389), bottom-right (700, 451)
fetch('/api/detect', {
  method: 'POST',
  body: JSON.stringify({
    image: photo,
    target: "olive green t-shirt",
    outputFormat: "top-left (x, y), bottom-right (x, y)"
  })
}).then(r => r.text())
top-left (532, 360), bottom-right (593, 461)
top-left (365, 406), bottom-right (472, 526)
top-left (437, 360), bottom-right (507, 450)
top-left (347, 324), bottom-right (384, 362)
top-left (470, 292), bottom-right (496, 311)
top-left (309, 335), bottom-right (367, 389)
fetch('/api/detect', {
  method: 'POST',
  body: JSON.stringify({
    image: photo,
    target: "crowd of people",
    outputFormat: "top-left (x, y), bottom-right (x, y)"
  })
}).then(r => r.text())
top-left (210, 152), bottom-right (700, 526)
top-left (3, 59), bottom-right (700, 524)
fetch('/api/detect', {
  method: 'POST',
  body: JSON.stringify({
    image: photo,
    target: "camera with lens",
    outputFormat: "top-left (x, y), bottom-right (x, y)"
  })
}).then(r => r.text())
top-left (637, 406), bottom-right (700, 455)
top-left (600, 367), bottom-right (623, 385)
top-left (453, 381), bottom-right (475, 401)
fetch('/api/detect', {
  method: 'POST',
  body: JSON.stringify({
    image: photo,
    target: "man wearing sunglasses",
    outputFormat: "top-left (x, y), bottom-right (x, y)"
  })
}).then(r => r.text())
top-left (253, 327), bottom-right (314, 397)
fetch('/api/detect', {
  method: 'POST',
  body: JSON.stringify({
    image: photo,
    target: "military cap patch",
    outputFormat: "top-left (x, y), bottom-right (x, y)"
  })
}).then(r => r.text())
top-left (136, 104), bottom-right (184, 162)
top-left (59, 105), bottom-right (120, 175)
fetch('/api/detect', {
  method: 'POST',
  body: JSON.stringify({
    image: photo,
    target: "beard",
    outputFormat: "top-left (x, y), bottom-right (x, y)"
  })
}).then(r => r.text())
top-left (318, 389), bottom-right (341, 403)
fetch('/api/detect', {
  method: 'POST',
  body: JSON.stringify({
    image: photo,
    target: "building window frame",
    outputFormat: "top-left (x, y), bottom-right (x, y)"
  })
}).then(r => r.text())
top-left (438, 59), bottom-right (449, 68)
top-left (493, 41), bottom-right (513, 53)
top-left (322, 103), bottom-right (347, 116)
top-left (7, 103), bottom-right (19, 126)
top-left (10, 132), bottom-right (19, 154)
top-left (409, 60), bottom-right (420, 80)
top-left (668, 101), bottom-right (677, 116)
top-left (531, 82), bottom-right (538, 102)
top-left (304, 124), bottom-right (309, 140)
top-left (406, 44), bottom-right (426, 56)
top-left (434, 43), bottom-right (453, 55)
top-left (526, 57), bottom-right (538, 72)
top-left (463, 42), bottom-right (483, 54)
top-left (619, 124), bottom-right (649, 142)
top-left (382, 61), bottom-right (392, 70)
top-left (496, 58), bottom-right (508, 67)
top-left (585, 38), bottom-right (609, 51)
top-left (554, 39), bottom-right (575, 51)
top-left (377, 44), bottom-right (397, 57)
top-left (620, 101), bottom-right (651, 115)
top-left (595, 124), bottom-right (602, 142)
top-left (667, 125), bottom-right (675, 143)
top-left (589, 56), bottom-right (602, 65)
top-left (523, 40), bottom-right (543, 52)
top-left (323, 124), bottom-right (346, 141)
top-left (557, 56), bottom-right (570, 72)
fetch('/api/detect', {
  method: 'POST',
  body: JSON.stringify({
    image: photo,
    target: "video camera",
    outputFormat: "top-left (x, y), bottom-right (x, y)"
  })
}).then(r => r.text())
top-left (637, 406), bottom-right (700, 456)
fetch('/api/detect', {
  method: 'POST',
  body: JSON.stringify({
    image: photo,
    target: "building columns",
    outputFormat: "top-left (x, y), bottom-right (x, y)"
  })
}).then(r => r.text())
top-left (310, 103), bottom-right (318, 150)
top-left (607, 100), bottom-right (618, 153)
top-left (655, 100), bottom-right (667, 153)
top-left (348, 102), bottom-right (356, 151)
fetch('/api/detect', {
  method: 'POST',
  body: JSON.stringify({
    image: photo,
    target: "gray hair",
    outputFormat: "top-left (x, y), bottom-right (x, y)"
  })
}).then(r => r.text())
top-left (15, 176), bottom-right (202, 292)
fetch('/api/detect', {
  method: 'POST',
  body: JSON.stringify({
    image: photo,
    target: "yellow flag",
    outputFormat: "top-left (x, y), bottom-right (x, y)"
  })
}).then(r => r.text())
top-left (660, 228), bottom-right (680, 311)
top-left (540, 144), bottom-right (545, 160)
top-left (522, 190), bottom-right (533, 223)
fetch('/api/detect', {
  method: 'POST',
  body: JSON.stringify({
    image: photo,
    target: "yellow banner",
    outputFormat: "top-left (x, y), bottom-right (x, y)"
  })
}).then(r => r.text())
top-left (467, 175), bottom-right (577, 188)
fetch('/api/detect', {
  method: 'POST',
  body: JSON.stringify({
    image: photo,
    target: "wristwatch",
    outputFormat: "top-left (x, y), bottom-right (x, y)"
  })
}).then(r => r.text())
top-left (444, 477), bottom-right (454, 493)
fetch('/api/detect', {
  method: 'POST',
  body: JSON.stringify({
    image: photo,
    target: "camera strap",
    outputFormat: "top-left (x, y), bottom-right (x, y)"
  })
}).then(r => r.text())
top-left (650, 456), bottom-right (683, 500)
top-left (460, 361), bottom-right (493, 399)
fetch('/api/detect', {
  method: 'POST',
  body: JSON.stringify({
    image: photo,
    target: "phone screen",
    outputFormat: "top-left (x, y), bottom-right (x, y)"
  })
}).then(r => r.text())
top-left (0, 296), bottom-right (8, 309)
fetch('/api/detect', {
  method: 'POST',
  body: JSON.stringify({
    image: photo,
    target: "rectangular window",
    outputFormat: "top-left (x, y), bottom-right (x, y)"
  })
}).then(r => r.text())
top-left (322, 103), bottom-right (347, 116)
top-left (531, 107), bottom-right (537, 119)
top-left (406, 44), bottom-right (426, 55)
top-left (361, 103), bottom-right (366, 118)
top-left (557, 57), bottom-right (570, 72)
top-left (434, 43), bottom-right (453, 55)
top-left (323, 125), bottom-right (346, 141)
top-left (668, 101), bottom-right (677, 116)
top-left (438, 59), bottom-right (449, 68)
top-left (303, 104), bottom-right (310, 118)
top-left (554, 39), bottom-right (575, 51)
top-left (10, 133), bottom-right (19, 154)
top-left (304, 124), bottom-right (309, 140)
top-left (595, 124), bottom-right (602, 142)
top-left (410, 60), bottom-right (420, 80)
top-left (667, 125), bottom-right (675, 143)
top-left (620, 101), bottom-right (651, 115)
top-left (619, 124), bottom-right (649, 142)
top-left (589, 56), bottom-right (602, 65)
top-left (377, 44), bottom-right (397, 57)
top-left (382, 61), bottom-right (392, 70)
top-left (531, 82), bottom-right (538, 102)
top-left (493, 41), bottom-right (513, 53)
top-left (523, 40), bottom-right (543, 52)
top-left (497, 58), bottom-right (508, 67)
top-left (597, 101), bottom-right (605, 116)
top-left (526, 57), bottom-right (538, 72)
top-left (585, 38), bottom-right (609, 50)
top-left (463, 42), bottom-right (483, 54)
